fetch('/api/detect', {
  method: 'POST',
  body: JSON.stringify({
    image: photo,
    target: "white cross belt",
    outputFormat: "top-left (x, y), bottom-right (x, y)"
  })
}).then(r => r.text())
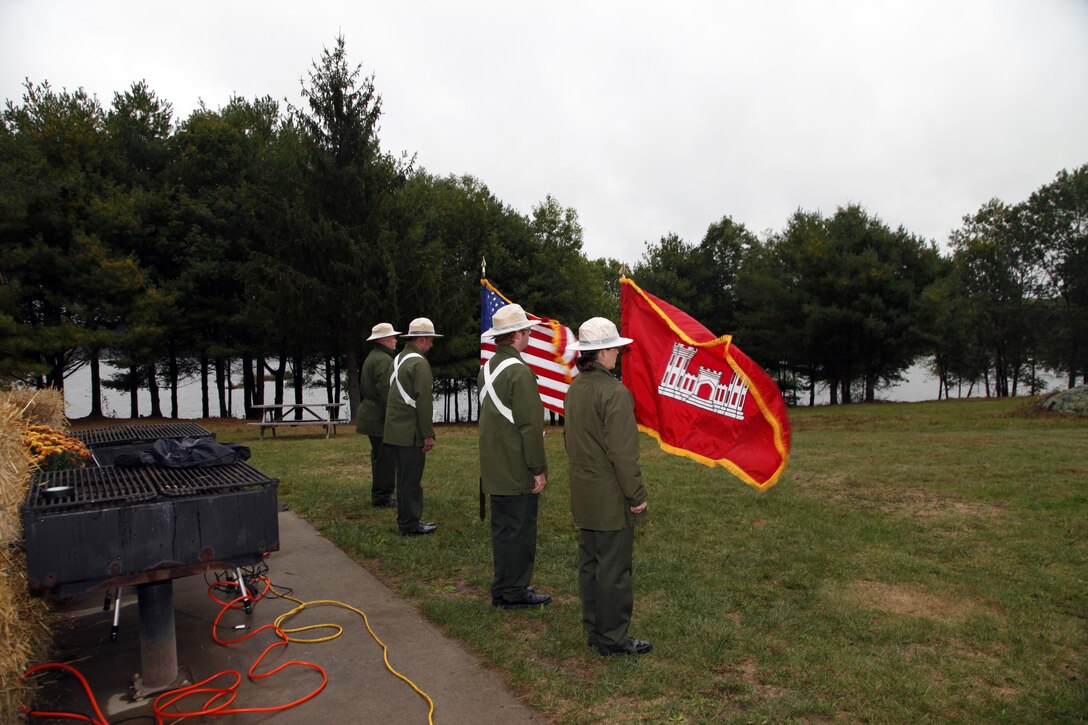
top-left (479, 357), bottom-right (524, 424)
top-left (390, 352), bottom-right (423, 407)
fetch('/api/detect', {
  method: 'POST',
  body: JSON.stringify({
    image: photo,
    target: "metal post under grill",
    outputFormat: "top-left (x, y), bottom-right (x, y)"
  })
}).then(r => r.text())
top-left (136, 580), bottom-right (178, 691)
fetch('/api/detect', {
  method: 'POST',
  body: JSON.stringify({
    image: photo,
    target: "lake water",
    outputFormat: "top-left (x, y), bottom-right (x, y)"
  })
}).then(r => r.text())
top-left (63, 363), bottom-right (344, 420)
top-left (60, 359), bottom-right (1055, 421)
top-left (60, 361), bottom-right (469, 422)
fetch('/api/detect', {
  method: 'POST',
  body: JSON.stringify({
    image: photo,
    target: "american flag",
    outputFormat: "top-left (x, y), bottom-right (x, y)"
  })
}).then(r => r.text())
top-left (481, 279), bottom-right (578, 415)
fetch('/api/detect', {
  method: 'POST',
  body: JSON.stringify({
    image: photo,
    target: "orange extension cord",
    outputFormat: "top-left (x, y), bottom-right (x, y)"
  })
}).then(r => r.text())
top-left (21, 576), bottom-right (436, 724)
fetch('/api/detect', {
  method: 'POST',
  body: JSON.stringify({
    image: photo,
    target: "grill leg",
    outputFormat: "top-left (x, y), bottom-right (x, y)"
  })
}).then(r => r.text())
top-left (136, 580), bottom-right (177, 690)
top-left (235, 567), bottom-right (252, 615)
top-left (111, 588), bottom-right (122, 641)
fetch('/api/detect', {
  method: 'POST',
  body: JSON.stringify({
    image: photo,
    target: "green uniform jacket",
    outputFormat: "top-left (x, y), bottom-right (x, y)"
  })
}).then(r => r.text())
top-left (383, 341), bottom-right (436, 447)
top-left (356, 344), bottom-right (396, 435)
top-left (477, 345), bottom-right (548, 495)
top-left (564, 362), bottom-right (646, 531)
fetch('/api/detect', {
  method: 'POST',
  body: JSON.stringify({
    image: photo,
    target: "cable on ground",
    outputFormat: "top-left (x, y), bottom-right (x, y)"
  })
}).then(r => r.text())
top-left (22, 572), bottom-right (436, 724)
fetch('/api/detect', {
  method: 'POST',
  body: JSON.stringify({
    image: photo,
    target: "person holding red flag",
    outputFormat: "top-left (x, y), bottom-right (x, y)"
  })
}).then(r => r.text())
top-left (564, 317), bottom-right (652, 656)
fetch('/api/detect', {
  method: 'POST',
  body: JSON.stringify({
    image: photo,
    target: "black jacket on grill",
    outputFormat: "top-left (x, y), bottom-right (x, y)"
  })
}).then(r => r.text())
top-left (115, 437), bottom-right (251, 468)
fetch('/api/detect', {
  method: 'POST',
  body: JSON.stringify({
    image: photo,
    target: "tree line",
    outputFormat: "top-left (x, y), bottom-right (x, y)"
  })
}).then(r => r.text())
top-left (2, 36), bottom-right (1085, 419)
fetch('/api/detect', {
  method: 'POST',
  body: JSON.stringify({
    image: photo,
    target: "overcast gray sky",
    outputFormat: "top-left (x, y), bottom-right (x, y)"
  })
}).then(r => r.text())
top-left (3, 0), bottom-right (1087, 267)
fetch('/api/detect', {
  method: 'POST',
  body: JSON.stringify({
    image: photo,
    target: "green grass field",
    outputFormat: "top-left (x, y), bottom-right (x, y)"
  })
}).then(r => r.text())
top-left (206, 397), bottom-right (1087, 723)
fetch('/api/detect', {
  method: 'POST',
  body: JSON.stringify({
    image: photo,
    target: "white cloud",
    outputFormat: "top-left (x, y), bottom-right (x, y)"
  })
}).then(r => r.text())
top-left (3, 0), bottom-right (1086, 263)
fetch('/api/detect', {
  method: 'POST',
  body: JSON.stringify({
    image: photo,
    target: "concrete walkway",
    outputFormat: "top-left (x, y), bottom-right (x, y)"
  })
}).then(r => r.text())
top-left (36, 511), bottom-right (546, 723)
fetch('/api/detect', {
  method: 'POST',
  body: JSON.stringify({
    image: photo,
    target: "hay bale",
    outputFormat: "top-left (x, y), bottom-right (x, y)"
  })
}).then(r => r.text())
top-left (0, 546), bottom-right (50, 722)
top-left (0, 396), bottom-right (31, 547)
top-left (3, 387), bottom-right (67, 430)
top-left (0, 392), bottom-right (54, 722)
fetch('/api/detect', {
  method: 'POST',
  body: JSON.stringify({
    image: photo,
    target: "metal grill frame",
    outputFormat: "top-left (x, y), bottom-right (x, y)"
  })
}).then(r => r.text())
top-left (23, 424), bottom-right (280, 596)
top-left (22, 481), bottom-right (280, 595)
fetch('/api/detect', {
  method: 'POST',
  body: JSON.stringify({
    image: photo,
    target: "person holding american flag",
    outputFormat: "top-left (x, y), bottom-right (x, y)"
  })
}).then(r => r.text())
top-left (478, 303), bottom-right (552, 609)
top-left (480, 278), bottom-right (578, 415)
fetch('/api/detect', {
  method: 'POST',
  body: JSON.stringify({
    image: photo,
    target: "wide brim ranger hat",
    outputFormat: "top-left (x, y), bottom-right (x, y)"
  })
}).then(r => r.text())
top-left (570, 317), bottom-right (633, 351)
top-left (402, 317), bottom-right (444, 337)
top-left (366, 322), bottom-right (401, 341)
top-left (482, 303), bottom-right (537, 338)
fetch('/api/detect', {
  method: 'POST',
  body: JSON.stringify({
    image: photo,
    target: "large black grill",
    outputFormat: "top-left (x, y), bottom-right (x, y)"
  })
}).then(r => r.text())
top-left (22, 426), bottom-right (279, 596)
top-left (21, 423), bottom-right (281, 695)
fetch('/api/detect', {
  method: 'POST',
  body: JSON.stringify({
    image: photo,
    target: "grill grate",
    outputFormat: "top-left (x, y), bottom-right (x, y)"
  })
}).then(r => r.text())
top-left (73, 423), bottom-right (214, 447)
top-left (149, 463), bottom-right (277, 497)
top-left (26, 467), bottom-right (159, 513)
top-left (25, 463), bottom-right (276, 512)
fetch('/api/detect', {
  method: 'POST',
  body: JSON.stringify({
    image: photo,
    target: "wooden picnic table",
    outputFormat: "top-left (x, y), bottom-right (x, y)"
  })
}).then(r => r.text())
top-left (248, 402), bottom-right (349, 439)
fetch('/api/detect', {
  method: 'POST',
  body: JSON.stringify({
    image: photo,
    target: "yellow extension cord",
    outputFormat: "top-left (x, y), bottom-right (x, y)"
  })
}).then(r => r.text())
top-left (269, 586), bottom-right (436, 724)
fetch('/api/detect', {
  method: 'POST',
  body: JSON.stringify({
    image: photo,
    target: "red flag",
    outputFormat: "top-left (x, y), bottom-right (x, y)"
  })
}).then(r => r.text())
top-left (481, 279), bottom-right (578, 415)
top-left (620, 277), bottom-right (791, 491)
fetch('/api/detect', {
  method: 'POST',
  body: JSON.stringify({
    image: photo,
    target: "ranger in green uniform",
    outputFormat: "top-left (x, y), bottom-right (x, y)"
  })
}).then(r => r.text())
top-left (384, 317), bottom-right (442, 536)
top-left (356, 322), bottom-right (400, 508)
top-left (564, 317), bottom-right (651, 656)
top-left (479, 304), bottom-right (551, 609)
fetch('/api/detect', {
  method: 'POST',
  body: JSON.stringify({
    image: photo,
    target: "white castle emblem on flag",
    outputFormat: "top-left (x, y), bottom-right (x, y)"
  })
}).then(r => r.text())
top-left (658, 342), bottom-right (748, 421)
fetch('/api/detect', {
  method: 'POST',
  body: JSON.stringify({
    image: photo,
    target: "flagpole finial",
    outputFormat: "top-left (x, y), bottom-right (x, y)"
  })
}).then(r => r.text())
top-left (482, 256), bottom-right (487, 279)
top-left (620, 264), bottom-right (628, 279)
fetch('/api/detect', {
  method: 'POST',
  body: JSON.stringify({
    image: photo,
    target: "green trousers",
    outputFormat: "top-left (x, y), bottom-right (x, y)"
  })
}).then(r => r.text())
top-left (490, 492), bottom-right (539, 601)
top-left (368, 435), bottom-right (396, 505)
top-left (391, 444), bottom-right (426, 533)
top-left (578, 526), bottom-right (634, 651)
